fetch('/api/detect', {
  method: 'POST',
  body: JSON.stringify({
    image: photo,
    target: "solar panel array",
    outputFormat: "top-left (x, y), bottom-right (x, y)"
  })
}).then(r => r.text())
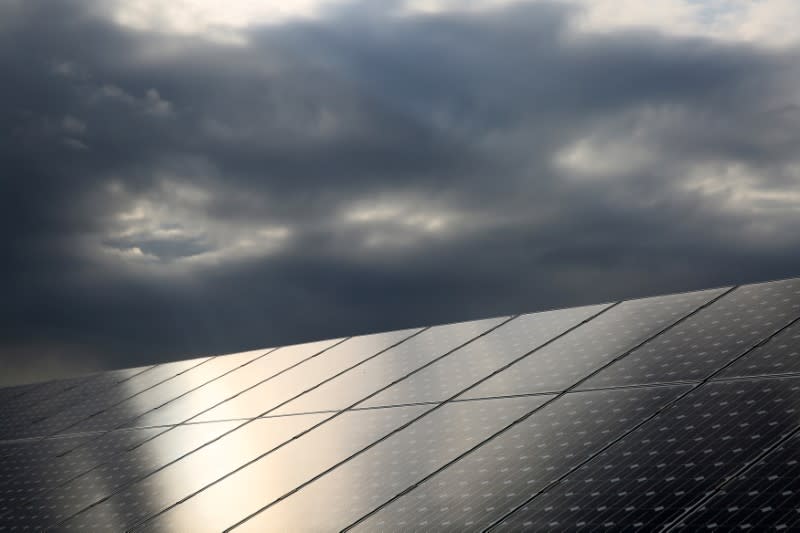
top-left (2, 277), bottom-right (800, 531)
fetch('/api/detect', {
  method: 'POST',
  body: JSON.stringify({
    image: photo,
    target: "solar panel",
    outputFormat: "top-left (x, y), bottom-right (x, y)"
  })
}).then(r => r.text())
top-left (358, 303), bottom-right (609, 408)
top-left (492, 377), bottom-right (800, 530)
top-left (349, 385), bottom-right (689, 532)
top-left (670, 429), bottom-right (800, 530)
top-left (25, 356), bottom-right (214, 438)
top-left (0, 426), bottom-right (166, 520)
top-left (216, 316), bottom-right (507, 419)
top-left (579, 278), bottom-right (800, 390)
top-left (64, 349), bottom-right (270, 434)
top-left (462, 287), bottom-right (724, 400)
top-left (61, 407), bottom-right (421, 530)
top-left (717, 318), bottom-right (800, 379)
top-left (2, 277), bottom-right (800, 530)
top-left (162, 395), bottom-right (552, 532)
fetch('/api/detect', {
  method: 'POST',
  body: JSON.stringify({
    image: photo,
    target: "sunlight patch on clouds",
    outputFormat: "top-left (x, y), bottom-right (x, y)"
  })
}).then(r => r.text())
top-left (99, 0), bottom-right (341, 45)
top-left (684, 161), bottom-right (800, 215)
top-left (97, 178), bottom-right (291, 274)
top-left (555, 135), bottom-right (655, 180)
top-left (567, 0), bottom-right (800, 48)
top-left (342, 196), bottom-right (463, 250)
top-left (93, 84), bottom-right (174, 117)
top-left (399, 0), bottom-right (525, 16)
top-left (398, 0), bottom-right (800, 48)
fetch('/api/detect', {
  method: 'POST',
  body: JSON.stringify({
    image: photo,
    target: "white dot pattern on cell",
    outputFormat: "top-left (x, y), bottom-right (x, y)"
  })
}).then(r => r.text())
top-left (230, 395), bottom-right (553, 533)
top-left (267, 316), bottom-right (507, 417)
top-left (27, 357), bottom-right (212, 437)
top-left (67, 351), bottom-right (266, 434)
top-left (188, 329), bottom-right (419, 423)
top-left (581, 279), bottom-right (800, 390)
top-left (719, 319), bottom-right (800, 379)
top-left (495, 377), bottom-right (800, 531)
top-left (0, 421), bottom-right (241, 529)
top-left (674, 431), bottom-right (800, 530)
top-left (63, 407), bottom-right (422, 531)
top-left (465, 288), bottom-right (722, 400)
top-left (361, 303), bottom-right (609, 408)
top-left (351, 385), bottom-right (689, 532)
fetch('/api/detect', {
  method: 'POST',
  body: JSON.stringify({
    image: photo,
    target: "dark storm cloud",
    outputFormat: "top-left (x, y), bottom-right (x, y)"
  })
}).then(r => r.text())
top-left (2, 0), bottom-right (800, 385)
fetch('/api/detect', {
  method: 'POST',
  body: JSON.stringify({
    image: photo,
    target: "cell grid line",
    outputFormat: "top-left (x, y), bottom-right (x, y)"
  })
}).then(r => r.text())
top-left (661, 422), bottom-right (800, 531)
top-left (340, 285), bottom-right (734, 532)
top-left (53, 347), bottom-right (282, 457)
top-left (119, 316), bottom-right (523, 531)
top-left (220, 303), bottom-right (621, 531)
top-left (25, 363), bottom-right (159, 427)
top-left (0, 339), bottom-right (350, 524)
top-left (481, 294), bottom-right (800, 532)
top-left (48, 326), bottom-right (437, 529)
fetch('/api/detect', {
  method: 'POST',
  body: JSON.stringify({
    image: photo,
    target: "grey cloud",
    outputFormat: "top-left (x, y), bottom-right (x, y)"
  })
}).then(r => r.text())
top-left (2, 0), bottom-right (800, 385)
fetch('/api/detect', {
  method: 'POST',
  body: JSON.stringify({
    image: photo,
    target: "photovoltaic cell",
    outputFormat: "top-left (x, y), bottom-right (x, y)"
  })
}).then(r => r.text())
top-left (0, 420), bottom-right (246, 529)
top-left (461, 288), bottom-right (722, 400)
top-left (0, 381), bottom-right (46, 408)
top-left (493, 377), bottom-right (800, 531)
top-left (579, 278), bottom-right (800, 390)
top-left (263, 316), bottom-right (508, 418)
top-left (717, 318), bottom-right (800, 379)
top-left (155, 396), bottom-right (551, 532)
top-left (64, 349), bottom-right (270, 434)
top-left (62, 407), bottom-right (426, 531)
top-left (27, 356), bottom-right (213, 437)
top-left (358, 303), bottom-right (609, 408)
top-left (0, 366), bottom-right (155, 440)
top-left (0, 433), bottom-right (94, 495)
top-left (0, 426), bottom-right (165, 520)
top-left (671, 430), bottom-right (800, 530)
top-left (131, 329), bottom-right (415, 427)
top-left (349, 385), bottom-right (689, 532)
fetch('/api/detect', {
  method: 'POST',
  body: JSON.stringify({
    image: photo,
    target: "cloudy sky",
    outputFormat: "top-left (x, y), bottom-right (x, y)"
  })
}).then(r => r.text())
top-left (2, 0), bottom-right (800, 386)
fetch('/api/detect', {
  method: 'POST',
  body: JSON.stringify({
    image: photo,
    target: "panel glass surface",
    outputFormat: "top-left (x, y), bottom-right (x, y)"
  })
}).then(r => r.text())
top-left (250, 316), bottom-right (508, 418)
top-left (131, 330), bottom-right (414, 427)
top-left (463, 288), bottom-right (722, 400)
top-left (0, 380), bottom-right (46, 409)
top-left (717, 317), bottom-right (800, 379)
top-left (350, 385), bottom-right (689, 532)
top-left (0, 433), bottom-right (94, 502)
top-left (580, 278), bottom-right (800, 390)
top-left (359, 303), bottom-right (608, 408)
top-left (27, 356), bottom-right (213, 437)
top-left (493, 377), bottom-right (800, 531)
top-left (0, 375), bottom-right (95, 416)
top-left (0, 426), bottom-right (165, 520)
top-left (62, 349), bottom-right (270, 434)
top-left (62, 407), bottom-right (425, 531)
top-left (672, 431), bottom-right (800, 530)
top-left (0, 421), bottom-right (243, 529)
top-left (0, 375), bottom-right (102, 439)
top-left (229, 395), bottom-right (551, 533)
top-left (0, 366), bottom-right (155, 440)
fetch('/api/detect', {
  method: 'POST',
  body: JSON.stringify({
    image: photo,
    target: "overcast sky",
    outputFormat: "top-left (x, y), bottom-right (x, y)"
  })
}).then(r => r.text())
top-left (2, 0), bottom-right (800, 386)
